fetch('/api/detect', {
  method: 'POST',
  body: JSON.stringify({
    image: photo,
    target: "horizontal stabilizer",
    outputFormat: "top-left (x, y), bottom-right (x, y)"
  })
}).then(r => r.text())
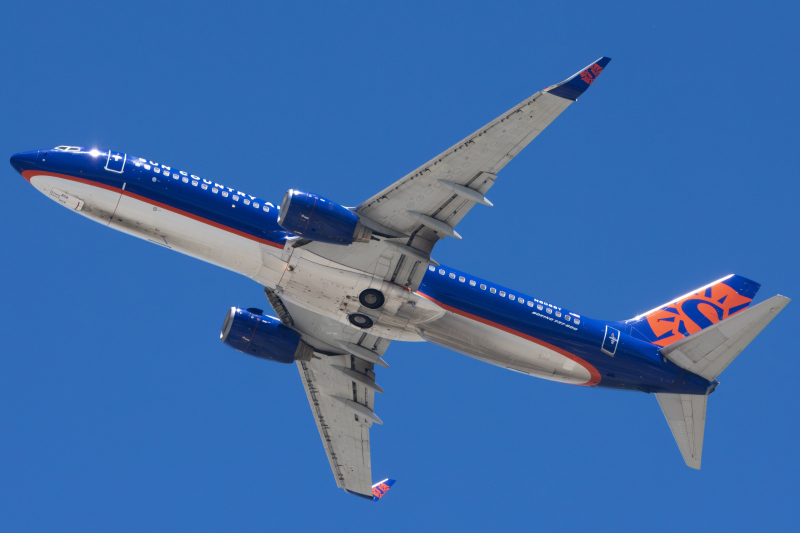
top-left (655, 393), bottom-right (707, 469)
top-left (660, 295), bottom-right (790, 381)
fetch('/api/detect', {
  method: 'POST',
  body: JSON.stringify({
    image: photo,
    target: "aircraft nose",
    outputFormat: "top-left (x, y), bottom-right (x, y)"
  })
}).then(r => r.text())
top-left (9, 150), bottom-right (39, 175)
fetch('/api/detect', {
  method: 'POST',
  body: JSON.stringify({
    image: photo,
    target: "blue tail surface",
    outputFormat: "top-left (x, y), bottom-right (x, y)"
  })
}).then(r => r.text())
top-left (626, 274), bottom-right (761, 347)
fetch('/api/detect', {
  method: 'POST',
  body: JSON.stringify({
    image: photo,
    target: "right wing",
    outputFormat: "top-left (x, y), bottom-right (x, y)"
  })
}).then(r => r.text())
top-left (269, 291), bottom-right (390, 499)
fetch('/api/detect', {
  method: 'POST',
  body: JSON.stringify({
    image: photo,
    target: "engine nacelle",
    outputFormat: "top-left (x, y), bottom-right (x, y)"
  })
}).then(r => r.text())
top-left (277, 189), bottom-right (371, 245)
top-left (220, 307), bottom-right (313, 363)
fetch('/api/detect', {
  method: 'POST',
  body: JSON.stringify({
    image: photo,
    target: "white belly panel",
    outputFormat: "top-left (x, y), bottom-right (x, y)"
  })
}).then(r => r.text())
top-left (417, 312), bottom-right (593, 385)
top-left (29, 175), bottom-right (120, 226)
top-left (108, 194), bottom-right (262, 276)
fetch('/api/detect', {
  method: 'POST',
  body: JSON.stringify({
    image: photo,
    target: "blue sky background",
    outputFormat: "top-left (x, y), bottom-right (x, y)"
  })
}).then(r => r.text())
top-left (1, 1), bottom-right (798, 531)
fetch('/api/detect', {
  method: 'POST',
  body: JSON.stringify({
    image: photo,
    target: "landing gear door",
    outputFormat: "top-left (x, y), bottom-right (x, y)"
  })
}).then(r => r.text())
top-left (105, 151), bottom-right (126, 173)
top-left (601, 325), bottom-right (620, 357)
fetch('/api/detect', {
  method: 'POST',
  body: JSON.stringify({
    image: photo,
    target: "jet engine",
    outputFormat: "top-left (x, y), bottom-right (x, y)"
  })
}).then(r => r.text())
top-left (277, 189), bottom-right (371, 245)
top-left (220, 307), bottom-right (313, 363)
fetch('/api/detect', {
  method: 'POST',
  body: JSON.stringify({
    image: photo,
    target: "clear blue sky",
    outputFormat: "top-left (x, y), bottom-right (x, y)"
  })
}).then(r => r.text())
top-left (2, 1), bottom-right (798, 531)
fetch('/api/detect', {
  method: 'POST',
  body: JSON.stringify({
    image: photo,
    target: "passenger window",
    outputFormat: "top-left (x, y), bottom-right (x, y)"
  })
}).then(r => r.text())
top-left (469, 280), bottom-right (476, 286)
top-left (499, 291), bottom-right (506, 297)
top-left (458, 276), bottom-right (465, 282)
top-left (449, 273), bottom-right (455, 279)
top-left (154, 168), bottom-right (161, 174)
top-left (480, 284), bottom-right (486, 290)
top-left (201, 184), bottom-right (208, 190)
top-left (254, 202), bottom-right (259, 208)
top-left (233, 195), bottom-right (239, 201)
top-left (429, 265), bottom-right (435, 271)
top-left (546, 308), bottom-right (552, 314)
top-left (565, 315), bottom-right (571, 321)
top-left (518, 298), bottom-right (524, 304)
top-left (490, 288), bottom-right (496, 294)
top-left (574, 319), bottom-right (580, 325)
top-left (244, 199), bottom-right (250, 205)
top-left (439, 269), bottom-right (445, 275)
top-left (222, 191), bottom-right (229, 197)
top-left (555, 311), bottom-right (561, 317)
top-left (509, 295), bottom-right (515, 300)
top-left (212, 187), bottom-right (218, 193)
top-left (191, 181), bottom-right (198, 186)
top-left (527, 301), bottom-right (533, 307)
top-left (537, 304), bottom-right (543, 310)
top-left (163, 172), bottom-right (170, 177)
top-left (144, 164), bottom-right (151, 170)
top-left (182, 177), bottom-right (189, 183)
top-left (263, 206), bottom-right (269, 211)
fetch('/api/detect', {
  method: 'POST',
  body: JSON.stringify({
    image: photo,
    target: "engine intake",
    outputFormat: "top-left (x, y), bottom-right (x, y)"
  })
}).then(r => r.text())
top-left (277, 189), bottom-right (371, 245)
top-left (220, 307), bottom-right (313, 363)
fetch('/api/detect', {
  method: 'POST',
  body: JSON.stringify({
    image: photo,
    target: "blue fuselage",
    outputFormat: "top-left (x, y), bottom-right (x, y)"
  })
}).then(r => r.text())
top-left (10, 148), bottom-right (715, 395)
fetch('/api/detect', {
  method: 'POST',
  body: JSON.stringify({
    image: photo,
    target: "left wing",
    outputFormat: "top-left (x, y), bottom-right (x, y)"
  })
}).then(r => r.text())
top-left (355, 57), bottom-right (611, 255)
top-left (303, 57), bottom-right (611, 291)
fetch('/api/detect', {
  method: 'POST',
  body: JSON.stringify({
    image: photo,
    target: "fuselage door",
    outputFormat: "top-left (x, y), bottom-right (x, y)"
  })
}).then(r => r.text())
top-left (601, 325), bottom-right (620, 356)
top-left (105, 151), bottom-right (126, 173)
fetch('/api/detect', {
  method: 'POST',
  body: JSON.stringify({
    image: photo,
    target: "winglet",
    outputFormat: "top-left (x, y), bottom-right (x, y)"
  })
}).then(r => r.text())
top-left (545, 57), bottom-right (611, 101)
top-left (372, 478), bottom-right (396, 502)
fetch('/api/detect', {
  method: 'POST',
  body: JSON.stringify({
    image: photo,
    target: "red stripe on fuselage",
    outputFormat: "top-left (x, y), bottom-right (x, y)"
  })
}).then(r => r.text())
top-left (417, 291), bottom-right (601, 386)
top-left (22, 170), bottom-right (284, 249)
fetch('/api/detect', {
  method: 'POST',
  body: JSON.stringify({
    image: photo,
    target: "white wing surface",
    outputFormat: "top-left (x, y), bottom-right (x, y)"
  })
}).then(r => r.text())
top-left (355, 57), bottom-right (611, 255)
top-left (273, 293), bottom-right (390, 498)
top-left (301, 57), bottom-right (611, 291)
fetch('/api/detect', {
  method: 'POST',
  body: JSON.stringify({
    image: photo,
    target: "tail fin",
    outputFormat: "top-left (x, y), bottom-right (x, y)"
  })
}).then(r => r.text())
top-left (627, 274), bottom-right (761, 347)
top-left (655, 294), bottom-right (789, 469)
top-left (371, 479), bottom-right (395, 502)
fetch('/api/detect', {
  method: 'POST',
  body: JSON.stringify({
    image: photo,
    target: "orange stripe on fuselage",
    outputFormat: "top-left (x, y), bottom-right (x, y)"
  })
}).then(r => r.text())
top-left (416, 291), bottom-right (601, 386)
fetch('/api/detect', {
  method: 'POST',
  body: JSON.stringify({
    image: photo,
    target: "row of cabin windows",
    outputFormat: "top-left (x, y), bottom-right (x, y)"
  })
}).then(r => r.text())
top-left (431, 265), bottom-right (580, 324)
top-left (138, 159), bottom-right (273, 212)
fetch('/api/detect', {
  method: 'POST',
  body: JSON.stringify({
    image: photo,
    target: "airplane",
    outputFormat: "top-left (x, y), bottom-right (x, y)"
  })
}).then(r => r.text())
top-left (9, 57), bottom-right (789, 500)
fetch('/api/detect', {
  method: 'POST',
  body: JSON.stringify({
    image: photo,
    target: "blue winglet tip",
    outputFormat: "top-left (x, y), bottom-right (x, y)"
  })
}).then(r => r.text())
top-left (546, 56), bottom-right (611, 101)
top-left (372, 478), bottom-right (396, 502)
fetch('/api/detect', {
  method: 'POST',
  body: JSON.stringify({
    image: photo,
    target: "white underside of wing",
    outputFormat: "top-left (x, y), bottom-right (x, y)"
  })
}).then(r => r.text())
top-left (356, 92), bottom-right (572, 240)
top-left (280, 298), bottom-right (389, 497)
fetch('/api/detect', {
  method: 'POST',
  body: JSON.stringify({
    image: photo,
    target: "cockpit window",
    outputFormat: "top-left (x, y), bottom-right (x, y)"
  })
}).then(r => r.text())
top-left (55, 146), bottom-right (81, 152)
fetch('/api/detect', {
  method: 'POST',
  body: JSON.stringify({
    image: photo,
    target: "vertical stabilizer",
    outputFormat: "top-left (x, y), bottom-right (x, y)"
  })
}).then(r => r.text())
top-left (627, 275), bottom-right (760, 347)
top-left (655, 394), bottom-right (707, 469)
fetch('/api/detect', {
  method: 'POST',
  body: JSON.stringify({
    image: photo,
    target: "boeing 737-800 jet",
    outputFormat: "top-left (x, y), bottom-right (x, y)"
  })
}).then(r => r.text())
top-left (10, 57), bottom-right (789, 501)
